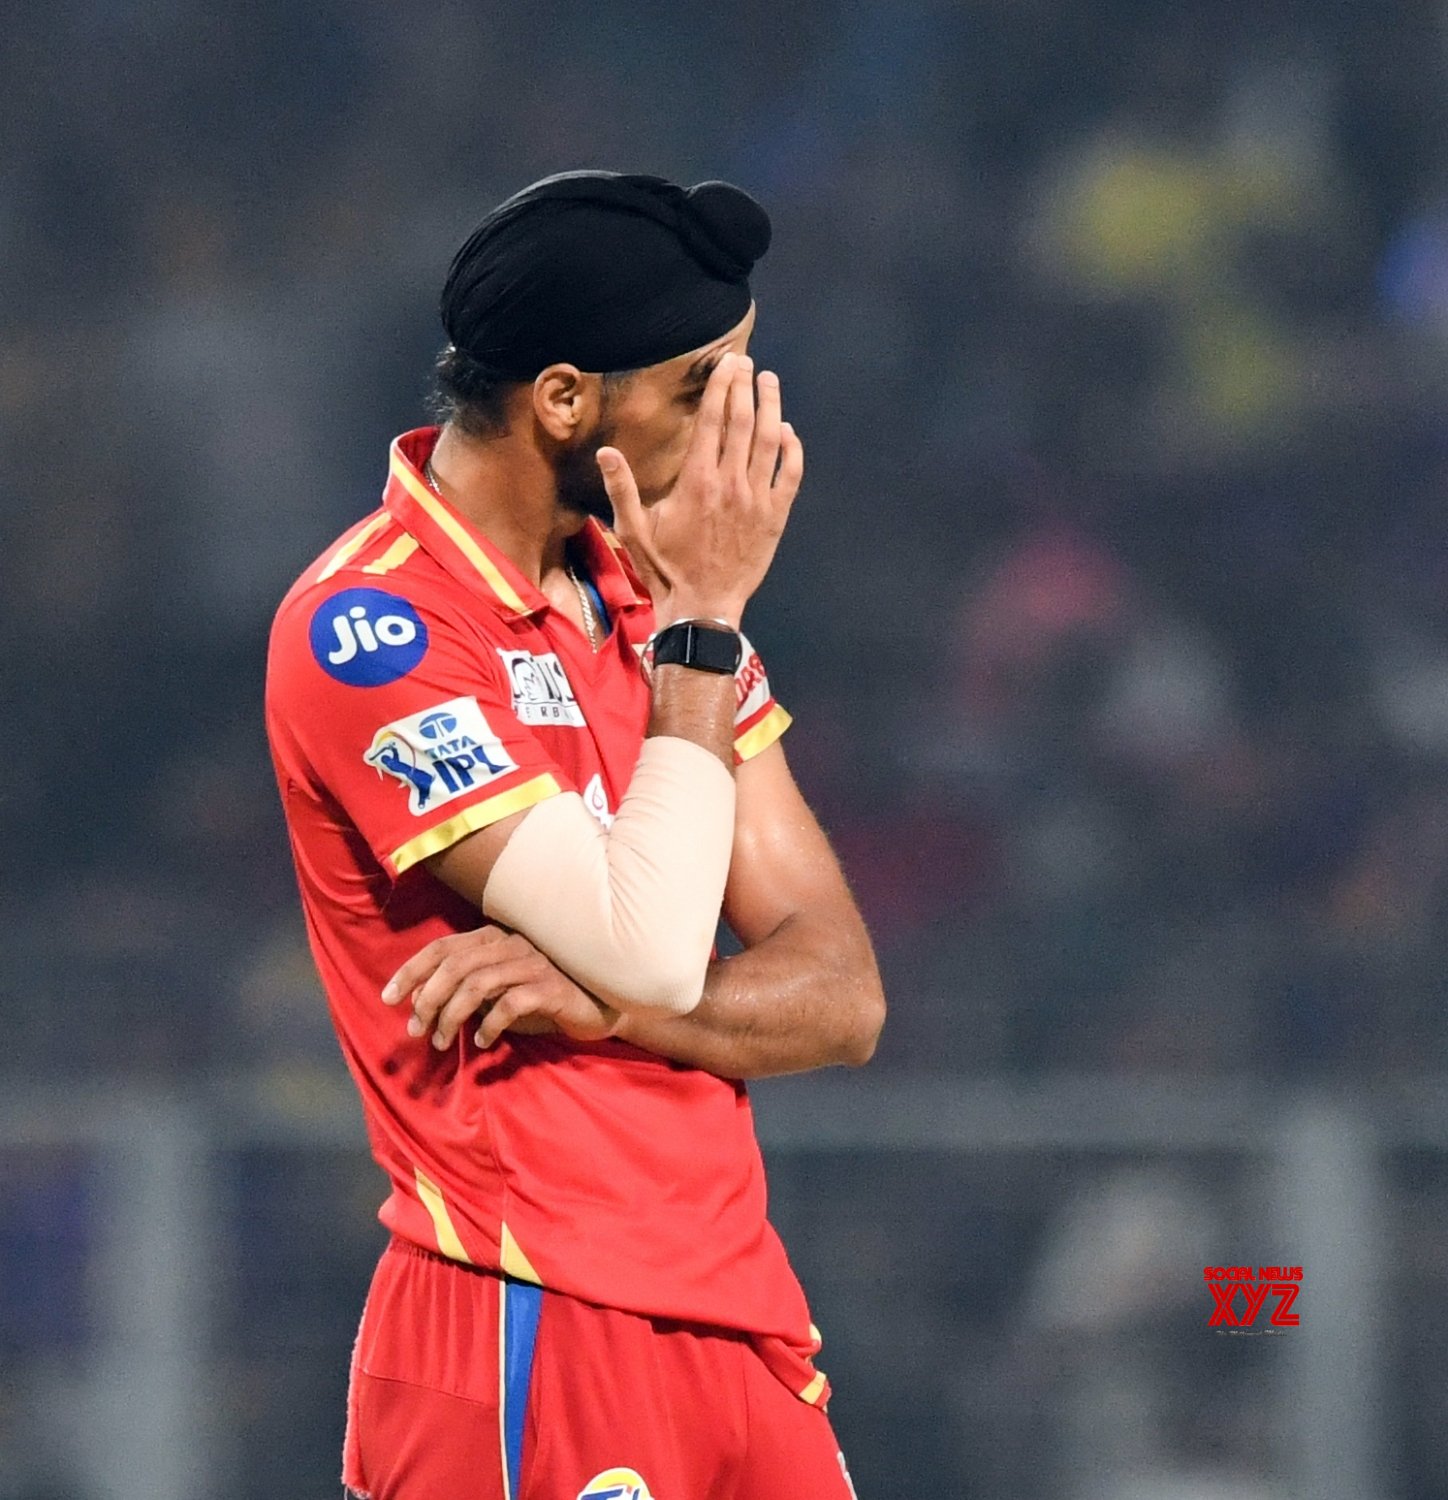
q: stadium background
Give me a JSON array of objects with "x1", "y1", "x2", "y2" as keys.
[{"x1": 5, "y1": 1, "x2": 1448, "y2": 1495}]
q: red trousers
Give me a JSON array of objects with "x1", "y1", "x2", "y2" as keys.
[{"x1": 343, "y1": 1238, "x2": 858, "y2": 1500}]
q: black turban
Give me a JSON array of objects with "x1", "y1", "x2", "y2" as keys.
[{"x1": 439, "y1": 171, "x2": 771, "y2": 379}]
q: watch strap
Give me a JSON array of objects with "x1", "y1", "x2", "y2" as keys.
[{"x1": 649, "y1": 620, "x2": 743, "y2": 676}]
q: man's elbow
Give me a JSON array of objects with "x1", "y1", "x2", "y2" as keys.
[{"x1": 838, "y1": 987, "x2": 886, "y2": 1067}]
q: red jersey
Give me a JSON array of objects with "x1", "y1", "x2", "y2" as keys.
[{"x1": 266, "y1": 428, "x2": 826, "y2": 1403}]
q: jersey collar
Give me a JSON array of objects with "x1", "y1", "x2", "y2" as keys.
[{"x1": 382, "y1": 428, "x2": 650, "y2": 622}]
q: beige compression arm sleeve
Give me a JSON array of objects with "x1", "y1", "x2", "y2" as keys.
[{"x1": 481, "y1": 736, "x2": 735, "y2": 1015}]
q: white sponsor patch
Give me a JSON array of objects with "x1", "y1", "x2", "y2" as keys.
[
  {"x1": 734, "y1": 631, "x2": 771, "y2": 724},
  {"x1": 497, "y1": 649, "x2": 586, "y2": 727},
  {"x1": 364, "y1": 696, "x2": 517, "y2": 816}
]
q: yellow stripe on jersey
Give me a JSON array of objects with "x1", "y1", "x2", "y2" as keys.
[
  {"x1": 798, "y1": 1370, "x2": 829, "y2": 1405},
  {"x1": 734, "y1": 703, "x2": 792, "y2": 763},
  {"x1": 499, "y1": 1222, "x2": 542, "y2": 1285},
  {"x1": 388, "y1": 774, "x2": 562, "y2": 875},
  {"x1": 413, "y1": 1168, "x2": 471, "y2": 1263},
  {"x1": 361, "y1": 533, "x2": 419, "y2": 576},
  {"x1": 390, "y1": 448, "x2": 532, "y2": 615},
  {"x1": 315, "y1": 512, "x2": 392, "y2": 583}
]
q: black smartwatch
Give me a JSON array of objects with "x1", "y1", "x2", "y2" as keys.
[{"x1": 645, "y1": 619, "x2": 743, "y2": 677}]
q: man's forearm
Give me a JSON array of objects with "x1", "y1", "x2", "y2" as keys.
[{"x1": 616, "y1": 911, "x2": 884, "y2": 1079}]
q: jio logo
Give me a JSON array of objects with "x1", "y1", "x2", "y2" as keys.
[{"x1": 309, "y1": 588, "x2": 429, "y2": 686}]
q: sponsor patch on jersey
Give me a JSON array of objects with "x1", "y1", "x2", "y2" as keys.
[
  {"x1": 364, "y1": 696, "x2": 517, "y2": 815},
  {"x1": 577, "y1": 1469, "x2": 654, "y2": 1500},
  {"x1": 497, "y1": 648, "x2": 587, "y2": 727},
  {"x1": 310, "y1": 587, "x2": 428, "y2": 687},
  {"x1": 734, "y1": 632, "x2": 771, "y2": 722}
]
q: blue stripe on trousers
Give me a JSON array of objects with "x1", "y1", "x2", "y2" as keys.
[{"x1": 502, "y1": 1279, "x2": 543, "y2": 1496}]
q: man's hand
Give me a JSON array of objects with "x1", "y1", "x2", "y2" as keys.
[
  {"x1": 599, "y1": 352, "x2": 804, "y2": 630},
  {"x1": 383, "y1": 926, "x2": 620, "y2": 1050}
]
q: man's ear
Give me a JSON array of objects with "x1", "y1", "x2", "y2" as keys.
[{"x1": 532, "y1": 364, "x2": 601, "y2": 441}]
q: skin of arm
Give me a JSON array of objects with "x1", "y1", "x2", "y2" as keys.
[{"x1": 388, "y1": 738, "x2": 886, "y2": 1079}]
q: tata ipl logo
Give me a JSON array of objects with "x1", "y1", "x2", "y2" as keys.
[
  {"x1": 364, "y1": 696, "x2": 516, "y2": 815},
  {"x1": 309, "y1": 587, "x2": 428, "y2": 686}
]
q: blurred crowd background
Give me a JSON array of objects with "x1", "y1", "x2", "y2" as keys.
[{"x1": 6, "y1": 1, "x2": 1448, "y2": 1496}]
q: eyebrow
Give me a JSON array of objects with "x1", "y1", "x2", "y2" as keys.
[{"x1": 680, "y1": 355, "x2": 722, "y2": 389}]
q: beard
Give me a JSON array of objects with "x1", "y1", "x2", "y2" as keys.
[{"x1": 554, "y1": 421, "x2": 617, "y2": 524}]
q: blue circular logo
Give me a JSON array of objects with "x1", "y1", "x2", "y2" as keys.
[{"x1": 308, "y1": 588, "x2": 429, "y2": 686}]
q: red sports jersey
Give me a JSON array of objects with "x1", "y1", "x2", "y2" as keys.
[{"x1": 266, "y1": 427, "x2": 827, "y2": 1405}]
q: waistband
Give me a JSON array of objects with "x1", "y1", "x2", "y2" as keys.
[{"x1": 383, "y1": 1235, "x2": 748, "y2": 1340}]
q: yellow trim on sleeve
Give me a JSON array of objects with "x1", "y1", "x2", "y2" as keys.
[
  {"x1": 413, "y1": 1168, "x2": 472, "y2": 1263},
  {"x1": 391, "y1": 450, "x2": 532, "y2": 615},
  {"x1": 798, "y1": 1370, "x2": 829, "y2": 1405},
  {"x1": 316, "y1": 512, "x2": 392, "y2": 582},
  {"x1": 361, "y1": 533, "x2": 419, "y2": 576},
  {"x1": 734, "y1": 703, "x2": 792, "y2": 763},
  {"x1": 388, "y1": 774, "x2": 562, "y2": 875},
  {"x1": 499, "y1": 1222, "x2": 543, "y2": 1285}
]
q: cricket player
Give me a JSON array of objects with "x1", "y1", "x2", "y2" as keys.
[{"x1": 265, "y1": 171, "x2": 884, "y2": 1500}]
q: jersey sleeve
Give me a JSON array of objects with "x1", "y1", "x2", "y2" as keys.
[
  {"x1": 732, "y1": 632, "x2": 791, "y2": 764},
  {"x1": 269, "y1": 583, "x2": 569, "y2": 878}
]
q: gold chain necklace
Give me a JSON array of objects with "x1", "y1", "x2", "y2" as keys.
[
  {"x1": 566, "y1": 562, "x2": 601, "y2": 651},
  {"x1": 424, "y1": 456, "x2": 600, "y2": 652}
]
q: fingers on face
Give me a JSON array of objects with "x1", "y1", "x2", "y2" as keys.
[
  {"x1": 684, "y1": 352, "x2": 737, "y2": 469},
  {"x1": 596, "y1": 446, "x2": 640, "y2": 512},
  {"x1": 747, "y1": 370, "x2": 782, "y2": 490},
  {"x1": 720, "y1": 356, "x2": 756, "y2": 475}
]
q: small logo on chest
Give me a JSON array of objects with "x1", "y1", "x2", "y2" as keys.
[
  {"x1": 497, "y1": 649, "x2": 586, "y2": 727},
  {"x1": 582, "y1": 773, "x2": 615, "y2": 829}
]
